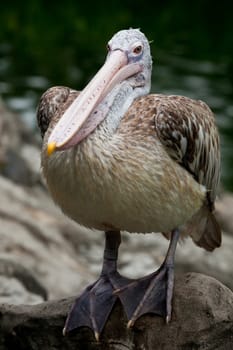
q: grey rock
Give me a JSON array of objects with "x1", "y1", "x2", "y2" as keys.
[
  {"x1": 119, "y1": 229, "x2": 233, "y2": 291},
  {"x1": 0, "y1": 169, "x2": 233, "y2": 304},
  {"x1": 215, "y1": 193, "x2": 233, "y2": 236},
  {"x1": 0, "y1": 97, "x2": 40, "y2": 185},
  {"x1": 0, "y1": 175, "x2": 97, "y2": 301},
  {"x1": 0, "y1": 276, "x2": 43, "y2": 305},
  {"x1": 0, "y1": 273, "x2": 232, "y2": 350},
  {"x1": 1, "y1": 97, "x2": 233, "y2": 348},
  {"x1": 0, "y1": 258, "x2": 47, "y2": 304}
]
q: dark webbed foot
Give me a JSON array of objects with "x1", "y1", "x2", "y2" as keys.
[
  {"x1": 63, "y1": 231, "x2": 132, "y2": 341},
  {"x1": 115, "y1": 229, "x2": 180, "y2": 327},
  {"x1": 63, "y1": 273, "x2": 117, "y2": 340},
  {"x1": 64, "y1": 229, "x2": 179, "y2": 339}
]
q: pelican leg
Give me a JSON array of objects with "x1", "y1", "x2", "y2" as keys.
[
  {"x1": 63, "y1": 231, "x2": 131, "y2": 341},
  {"x1": 115, "y1": 228, "x2": 180, "y2": 327}
]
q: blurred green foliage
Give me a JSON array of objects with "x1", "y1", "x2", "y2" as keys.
[{"x1": 0, "y1": 0, "x2": 232, "y2": 87}]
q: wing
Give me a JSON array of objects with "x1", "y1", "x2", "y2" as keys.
[
  {"x1": 37, "y1": 86, "x2": 79, "y2": 138},
  {"x1": 154, "y1": 94, "x2": 220, "y2": 209}
]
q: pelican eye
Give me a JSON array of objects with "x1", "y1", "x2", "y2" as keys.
[
  {"x1": 106, "y1": 44, "x2": 111, "y2": 52},
  {"x1": 133, "y1": 45, "x2": 143, "y2": 55}
]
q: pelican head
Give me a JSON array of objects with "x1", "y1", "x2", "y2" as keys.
[
  {"x1": 47, "y1": 29, "x2": 152, "y2": 154},
  {"x1": 107, "y1": 28, "x2": 152, "y2": 91}
]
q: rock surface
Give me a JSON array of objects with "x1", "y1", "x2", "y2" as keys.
[
  {"x1": 1, "y1": 170, "x2": 233, "y2": 302},
  {"x1": 0, "y1": 273, "x2": 233, "y2": 350},
  {"x1": 0, "y1": 98, "x2": 233, "y2": 348}
]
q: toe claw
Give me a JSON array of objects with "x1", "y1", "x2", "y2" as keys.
[
  {"x1": 116, "y1": 264, "x2": 175, "y2": 326},
  {"x1": 94, "y1": 331, "x2": 100, "y2": 342},
  {"x1": 64, "y1": 272, "x2": 132, "y2": 339},
  {"x1": 127, "y1": 319, "x2": 134, "y2": 329}
]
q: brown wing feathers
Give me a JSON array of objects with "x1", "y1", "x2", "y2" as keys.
[
  {"x1": 154, "y1": 95, "x2": 220, "y2": 207},
  {"x1": 154, "y1": 94, "x2": 221, "y2": 250}
]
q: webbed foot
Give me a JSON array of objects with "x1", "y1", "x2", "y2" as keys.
[
  {"x1": 115, "y1": 229, "x2": 180, "y2": 327},
  {"x1": 63, "y1": 231, "x2": 131, "y2": 341}
]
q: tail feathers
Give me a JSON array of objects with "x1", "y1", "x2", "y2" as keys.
[{"x1": 188, "y1": 206, "x2": 222, "y2": 252}]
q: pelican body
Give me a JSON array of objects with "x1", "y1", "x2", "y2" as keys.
[{"x1": 37, "y1": 29, "x2": 221, "y2": 340}]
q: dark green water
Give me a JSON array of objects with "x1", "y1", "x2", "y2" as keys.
[{"x1": 0, "y1": 1, "x2": 232, "y2": 190}]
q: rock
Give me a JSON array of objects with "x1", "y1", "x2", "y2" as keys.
[
  {"x1": 0, "y1": 97, "x2": 41, "y2": 186},
  {"x1": 119, "y1": 230, "x2": 233, "y2": 292},
  {"x1": 0, "y1": 258, "x2": 46, "y2": 304},
  {"x1": 0, "y1": 174, "x2": 98, "y2": 300},
  {"x1": 0, "y1": 169, "x2": 233, "y2": 302},
  {"x1": 215, "y1": 193, "x2": 233, "y2": 236},
  {"x1": 0, "y1": 273, "x2": 232, "y2": 350},
  {"x1": 0, "y1": 97, "x2": 22, "y2": 164},
  {"x1": 0, "y1": 97, "x2": 233, "y2": 348},
  {"x1": 0, "y1": 276, "x2": 44, "y2": 305}
]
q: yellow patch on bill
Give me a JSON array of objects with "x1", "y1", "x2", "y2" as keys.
[{"x1": 47, "y1": 142, "x2": 57, "y2": 156}]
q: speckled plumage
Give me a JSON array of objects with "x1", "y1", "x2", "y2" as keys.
[
  {"x1": 37, "y1": 30, "x2": 223, "y2": 337},
  {"x1": 37, "y1": 29, "x2": 221, "y2": 252},
  {"x1": 38, "y1": 89, "x2": 221, "y2": 250}
]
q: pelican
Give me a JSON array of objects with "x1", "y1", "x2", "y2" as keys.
[{"x1": 37, "y1": 28, "x2": 221, "y2": 341}]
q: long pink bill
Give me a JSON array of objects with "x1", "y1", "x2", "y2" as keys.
[{"x1": 47, "y1": 50, "x2": 142, "y2": 155}]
